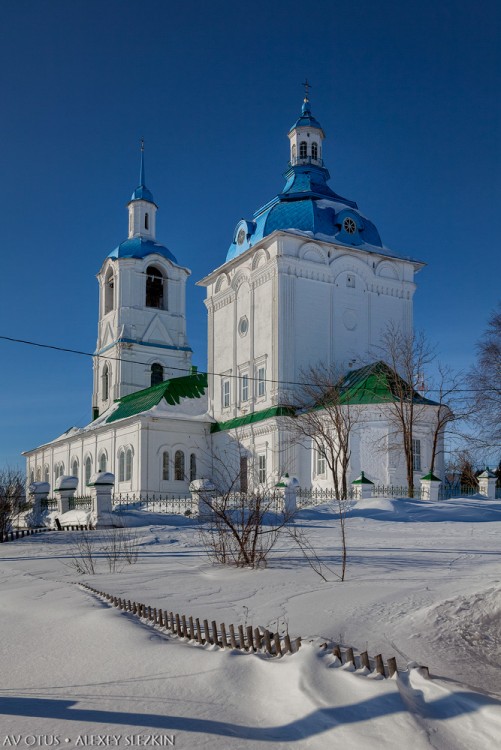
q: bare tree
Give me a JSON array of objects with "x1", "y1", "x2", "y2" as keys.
[
  {"x1": 0, "y1": 467, "x2": 27, "y2": 537},
  {"x1": 376, "y1": 325, "x2": 437, "y2": 497},
  {"x1": 427, "y1": 364, "x2": 470, "y2": 475},
  {"x1": 469, "y1": 304, "x2": 501, "y2": 449},
  {"x1": 196, "y1": 441, "x2": 295, "y2": 568},
  {"x1": 284, "y1": 364, "x2": 361, "y2": 581}
]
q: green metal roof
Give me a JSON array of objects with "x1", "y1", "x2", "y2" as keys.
[
  {"x1": 210, "y1": 406, "x2": 295, "y2": 434},
  {"x1": 338, "y1": 362, "x2": 439, "y2": 406},
  {"x1": 210, "y1": 362, "x2": 437, "y2": 435},
  {"x1": 106, "y1": 372, "x2": 208, "y2": 424},
  {"x1": 421, "y1": 472, "x2": 441, "y2": 482},
  {"x1": 352, "y1": 471, "x2": 374, "y2": 485}
]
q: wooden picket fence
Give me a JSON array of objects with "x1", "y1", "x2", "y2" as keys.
[
  {"x1": 79, "y1": 584, "x2": 300, "y2": 657},
  {"x1": 319, "y1": 641, "x2": 430, "y2": 678},
  {"x1": 0, "y1": 527, "x2": 50, "y2": 543}
]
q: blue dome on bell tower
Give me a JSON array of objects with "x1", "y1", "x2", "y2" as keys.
[{"x1": 226, "y1": 93, "x2": 384, "y2": 262}]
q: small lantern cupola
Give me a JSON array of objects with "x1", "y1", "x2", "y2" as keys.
[
  {"x1": 127, "y1": 139, "x2": 157, "y2": 240},
  {"x1": 288, "y1": 81, "x2": 325, "y2": 167}
]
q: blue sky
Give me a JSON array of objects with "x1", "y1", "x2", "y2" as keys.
[{"x1": 0, "y1": 0, "x2": 499, "y2": 468}]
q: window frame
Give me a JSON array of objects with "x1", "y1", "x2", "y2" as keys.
[
  {"x1": 257, "y1": 366, "x2": 266, "y2": 398},
  {"x1": 316, "y1": 447, "x2": 326, "y2": 476},
  {"x1": 189, "y1": 453, "x2": 196, "y2": 482},
  {"x1": 162, "y1": 451, "x2": 170, "y2": 481},
  {"x1": 222, "y1": 378, "x2": 230, "y2": 409},
  {"x1": 84, "y1": 456, "x2": 92, "y2": 486},
  {"x1": 412, "y1": 439, "x2": 422, "y2": 472},
  {"x1": 241, "y1": 374, "x2": 249, "y2": 403},
  {"x1": 258, "y1": 454, "x2": 266, "y2": 485},
  {"x1": 174, "y1": 450, "x2": 185, "y2": 481}
]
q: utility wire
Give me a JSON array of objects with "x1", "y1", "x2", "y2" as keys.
[{"x1": 0, "y1": 333, "x2": 496, "y2": 393}]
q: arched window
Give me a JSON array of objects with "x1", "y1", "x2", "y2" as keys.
[
  {"x1": 71, "y1": 458, "x2": 79, "y2": 479},
  {"x1": 54, "y1": 462, "x2": 65, "y2": 481},
  {"x1": 190, "y1": 453, "x2": 196, "y2": 482},
  {"x1": 146, "y1": 266, "x2": 164, "y2": 309},
  {"x1": 145, "y1": 212, "x2": 149, "y2": 230},
  {"x1": 84, "y1": 456, "x2": 92, "y2": 486},
  {"x1": 104, "y1": 270, "x2": 114, "y2": 314},
  {"x1": 30, "y1": 469, "x2": 34, "y2": 484},
  {"x1": 119, "y1": 450, "x2": 125, "y2": 482},
  {"x1": 44, "y1": 465, "x2": 49, "y2": 483},
  {"x1": 162, "y1": 451, "x2": 169, "y2": 481},
  {"x1": 118, "y1": 447, "x2": 132, "y2": 482},
  {"x1": 102, "y1": 363, "x2": 110, "y2": 401},
  {"x1": 151, "y1": 363, "x2": 164, "y2": 387},
  {"x1": 299, "y1": 141, "x2": 307, "y2": 159},
  {"x1": 125, "y1": 448, "x2": 132, "y2": 481},
  {"x1": 291, "y1": 144, "x2": 296, "y2": 160},
  {"x1": 311, "y1": 142, "x2": 318, "y2": 160},
  {"x1": 99, "y1": 452, "x2": 107, "y2": 472},
  {"x1": 174, "y1": 450, "x2": 185, "y2": 481},
  {"x1": 36, "y1": 467, "x2": 41, "y2": 481}
]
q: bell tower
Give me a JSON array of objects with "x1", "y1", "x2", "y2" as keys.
[{"x1": 92, "y1": 143, "x2": 192, "y2": 418}]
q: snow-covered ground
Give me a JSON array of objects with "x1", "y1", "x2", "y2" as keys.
[{"x1": 1, "y1": 496, "x2": 500, "y2": 749}]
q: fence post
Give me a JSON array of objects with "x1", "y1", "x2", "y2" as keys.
[
  {"x1": 263, "y1": 629, "x2": 272, "y2": 654},
  {"x1": 229, "y1": 624, "x2": 237, "y2": 649},
  {"x1": 387, "y1": 657, "x2": 398, "y2": 677},
  {"x1": 28, "y1": 482, "x2": 50, "y2": 527},
  {"x1": 274, "y1": 474, "x2": 299, "y2": 515},
  {"x1": 420, "y1": 472, "x2": 441, "y2": 501},
  {"x1": 351, "y1": 472, "x2": 374, "y2": 500},
  {"x1": 238, "y1": 624, "x2": 246, "y2": 650},
  {"x1": 88, "y1": 472, "x2": 115, "y2": 528},
  {"x1": 375, "y1": 654, "x2": 385, "y2": 676},
  {"x1": 254, "y1": 628, "x2": 262, "y2": 650},
  {"x1": 189, "y1": 479, "x2": 216, "y2": 520},
  {"x1": 211, "y1": 620, "x2": 219, "y2": 647},
  {"x1": 196, "y1": 618, "x2": 203, "y2": 643},
  {"x1": 54, "y1": 475, "x2": 78, "y2": 516},
  {"x1": 478, "y1": 468, "x2": 496, "y2": 499}
]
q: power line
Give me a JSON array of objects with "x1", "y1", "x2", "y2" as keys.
[{"x1": 0, "y1": 333, "x2": 497, "y2": 393}]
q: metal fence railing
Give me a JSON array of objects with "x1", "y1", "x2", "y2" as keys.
[{"x1": 112, "y1": 493, "x2": 198, "y2": 516}]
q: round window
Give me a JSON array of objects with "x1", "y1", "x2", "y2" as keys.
[
  {"x1": 343, "y1": 217, "x2": 357, "y2": 235},
  {"x1": 238, "y1": 316, "x2": 249, "y2": 336},
  {"x1": 237, "y1": 228, "x2": 246, "y2": 245}
]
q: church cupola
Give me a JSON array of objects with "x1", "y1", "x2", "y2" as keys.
[
  {"x1": 288, "y1": 82, "x2": 325, "y2": 167},
  {"x1": 127, "y1": 139, "x2": 157, "y2": 240}
]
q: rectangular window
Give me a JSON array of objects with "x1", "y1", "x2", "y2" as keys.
[
  {"x1": 258, "y1": 454, "x2": 266, "y2": 484},
  {"x1": 241, "y1": 374, "x2": 249, "y2": 402},
  {"x1": 412, "y1": 439, "x2": 421, "y2": 471},
  {"x1": 257, "y1": 367, "x2": 266, "y2": 398},
  {"x1": 240, "y1": 456, "x2": 248, "y2": 493},
  {"x1": 316, "y1": 447, "x2": 326, "y2": 476},
  {"x1": 222, "y1": 379, "x2": 230, "y2": 408}
]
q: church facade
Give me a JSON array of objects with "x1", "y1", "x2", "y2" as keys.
[{"x1": 24, "y1": 97, "x2": 443, "y2": 494}]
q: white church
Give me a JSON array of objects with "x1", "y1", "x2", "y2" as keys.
[{"x1": 24, "y1": 94, "x2": 443, "y2": 495}]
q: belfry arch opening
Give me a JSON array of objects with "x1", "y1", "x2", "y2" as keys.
[
  {"x1": 146, "y1": 266, "x2": 165, "y2": 309},
  {"x1": 104, "y1": 269, "x2": 114, "y2": 314},
  {"x1": 150, "y1": 362, "x2": 164, "y2": 386}
]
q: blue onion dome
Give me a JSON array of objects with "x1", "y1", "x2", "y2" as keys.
[
  {"x1": 130, "y1": 184, "x2": 155, "y2": 203},
  {"x1": 288, "y1": 98, "x2": 324, "y2": 133},
  {"x1": 108, "y1": 237, "x2": 177, "y2": 263},
  {"x1": 227, "y1": 99, "x2": 384, "y2": 262}
]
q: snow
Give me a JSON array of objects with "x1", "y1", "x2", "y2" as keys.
[{"x1": 1, "y1": 497, "x2": 500, "y2": 748}]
